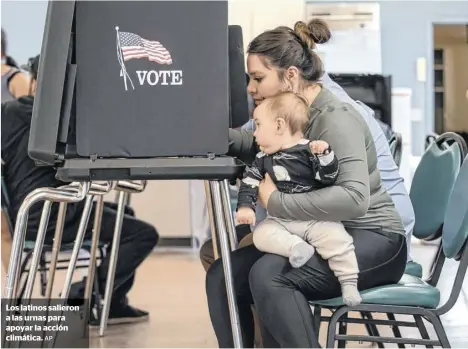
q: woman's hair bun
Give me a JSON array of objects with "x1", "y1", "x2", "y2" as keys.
[
  {"x1": 308, "y1": 18, "x2": 332, "y2": 45},
  {"x1": 294, "y1": 18, "x2": 331, "y2": 49}
]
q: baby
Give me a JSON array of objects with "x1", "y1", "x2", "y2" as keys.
[{"x1": 236, "y1": 91, "x2": 362, "y2": 306}]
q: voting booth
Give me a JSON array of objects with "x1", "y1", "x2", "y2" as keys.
[
  {"x1": 4, "y1": 1, "x2": 248, "y2": 347},
  {"x1": 29, "y1": 0, "x2": 248, "y2": 178}
]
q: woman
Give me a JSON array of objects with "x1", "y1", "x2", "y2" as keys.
[
  {"x1": 206, "y1": 19, "x2": 407, "y2": 348},
  {"x1": 1, "y1": 28, "x2": 30, "y2": 102}
]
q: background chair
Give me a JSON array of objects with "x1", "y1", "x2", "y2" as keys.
[
  {"x1": 410, "y1": 132, "x2": 467, "y2": 283},
  {"x1": 319, "y1": 154, "x2": 468, "y2": 348}
]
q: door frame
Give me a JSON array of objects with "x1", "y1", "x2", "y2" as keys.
[{"x1": 426, "y1": 20, "x2": 468, "y2": 135}]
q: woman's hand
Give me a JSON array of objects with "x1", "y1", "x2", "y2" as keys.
[{"x1": 258, "y1": 174, "x2": 278, "y2": 208}]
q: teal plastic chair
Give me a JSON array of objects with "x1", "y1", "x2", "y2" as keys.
[
  {"x1": 411, "y1": 134, "x2": 464, "y2": 240},
  {"x1": 409, "y1": 132, "x2": 467, "y2": 282},
  {"x1": 312, "y1": 154, "x2": 468, "y2": 348},
  {"x1": 312, "y1": 133, "x2": 467, "y2": 347}
]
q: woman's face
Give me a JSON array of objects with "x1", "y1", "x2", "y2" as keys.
[{"x1": 247, "y1": 54, "x2": 288, "y2": 106}]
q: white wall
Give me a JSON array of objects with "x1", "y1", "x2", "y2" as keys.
[
  {"x1": 1, "y1": 0, "x2": 48, "y2": 65},
  {"x1": 229, "y1": 0, "x2": 305, "y2": 51}
]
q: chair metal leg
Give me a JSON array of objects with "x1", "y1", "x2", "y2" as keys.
[
  {"x1": 414, "y1": 315, "x2": 433, "y2": 348},
  {"x1": 327, "y1": 307, "x2": 346, "y2": 348},
  {"x1": 327, "y1": 304, "x2": 449, "y2": 348},
  {"x1": 204, "y1": 181, "x2": 219, "y2": 259},
  {"x1": 337, "y1": 313, "x2": 348, "y2": 348},
  {"x1": 431, "y1": 315, "x2": 451, "y2": 348},
  {"x1": 361, "y1": 311, "x2": 384, "y2": 348},
  {"x1": 99, "y1": 190, "x2": 128, "y2": 337},
  {"x1": 387, "y1": 312, "x2": 405, "y2": 348},
  {"x1": 209, "y1": 181, "x2": 243, "y2": 348},
  {"x1": 221, "y1": 179, "x2": 238, "y2": 251}
]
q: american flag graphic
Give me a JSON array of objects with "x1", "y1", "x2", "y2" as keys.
[{"x1": 118, "y1": 31, "x2": 173, "y2": 65}]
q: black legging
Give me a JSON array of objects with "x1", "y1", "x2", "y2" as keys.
[{"x1": 206, "y1": 227, "x2": 407, "y2": 348}]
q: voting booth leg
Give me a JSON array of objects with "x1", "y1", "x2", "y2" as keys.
[
  {"x1": 59, "y1": 195, "x2": 94, "y2": 300},
  {"x1": 221, "y1": 179, "x2": 238, "y2": 251},
  {"x1": 99, "y1": 190, "x2": 128, "y2": 337},
  {"x1": 83, "y1": 194, "x2": 105, "y2": 332},
  {"x1": 2, "y1": 184, "x2": 90, "y2": 348},
  {"x1": 44, "y1": 202, "x2": 68, "y2": 299},
  {"x1": 16, "y1": 201, "x2": 52, "y2": 317},
  {"x1": 204, "y1": 181, "x2": 220, "y2": 259},
  {"x1": 209, "y1": 181, "x2": 243, "y2": 348},
  {"x1": 98, "y1": 180, "x2": 146, "y2": 337}
]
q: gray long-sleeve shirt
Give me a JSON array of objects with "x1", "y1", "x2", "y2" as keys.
[{"x1": 229, "y1": 87, "x2": 405, "y2": 236}]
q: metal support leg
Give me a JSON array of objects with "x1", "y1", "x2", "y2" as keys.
[
  {"x1": 204, "y1": 181, "x2": 219, "y2": 259},
  {"x1": 221, "y1": 179, "x2": 238, "y2": 251},
  {"x1": 210, "y1": 181, "x2": 243, "y2": 348},
  {"x1": 98, "y1": 180, "x2": 145, "y2": 337},
  {"x1": 11, "y1": 202, "x2": 52, "y2": 349},
  {"x1": 22, "y1": 201, "x2": 52, "y2": 300},
  {"x1": 99, "y1": 190, "x2": 128, "y2": 336},
  {"x1": 44, "y1": 202, "x2": 68, "y2": 299},
  {"x1": 59, "y1": 195, "x2": 94, "y2": 300},
  {"x1": 48, "y1": 194, "x2": 94, "y2": 348},
  {"x1": 83, "y1": 194, "x2": 105, "y2": 330}
]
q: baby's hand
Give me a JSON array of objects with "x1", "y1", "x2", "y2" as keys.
[
  {"x1": 310, "y1": 140, "x2": 330, "y2": 155},
  {"x1": 236, "y1": 207, "x2": 256, "y2": 225}
]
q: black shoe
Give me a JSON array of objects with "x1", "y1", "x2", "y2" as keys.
[{"x1": 89, "y1": 304, "x2": 149, "y2": 326}]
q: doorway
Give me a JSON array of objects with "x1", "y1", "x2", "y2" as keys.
[{"x1": 432, "y1": 24, "x2": 468, "y2": 144}]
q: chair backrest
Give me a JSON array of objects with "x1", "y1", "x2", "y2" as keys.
[
  {"x1": 425, "y1": 132, "x2": 439, "y2": 150},
  {"x1": 435, "y1": 155, "x2": 468, "y2": 315},
  {"x1": 388, "y1": 132, "x2": 402, "y2": 167},
  {"x1": 442, "y1": 155, "x2": 468, "y2": 260},
  {"x1": 410, "y1": 132, "x2": 466, "y2": 240},
  {"x1": 437, "y1": 132, "x2": 468, "y2": 166}
]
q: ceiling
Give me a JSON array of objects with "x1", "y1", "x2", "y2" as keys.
[{"x1": 434, "y1": 24, "x2": 468, "y2": 45}]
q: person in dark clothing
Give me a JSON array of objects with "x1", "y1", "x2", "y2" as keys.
[{"x1": 1, "y1": 55, "x2": 159, "y2": 325}]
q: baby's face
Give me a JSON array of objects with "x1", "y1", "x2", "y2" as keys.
[{"x1": 252, "y1": 104, "x2": 284, "y2": 154}]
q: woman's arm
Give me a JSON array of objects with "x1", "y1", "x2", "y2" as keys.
[
  {"x1": 228, "y1": 128, "x2": 260, "y2": 165},
  {"x1": 267, "y1": 105, "x2": 370, "y2": 222}
]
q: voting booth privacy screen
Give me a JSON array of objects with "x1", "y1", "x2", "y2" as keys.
[
  {"x1": 76, "y1": 1, "x2": 228, "y2": 157},
  {"x1": 29, "y1": 1, "x2": 244, "y2": 165}
]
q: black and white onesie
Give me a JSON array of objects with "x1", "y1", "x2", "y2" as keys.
[{"x1": 237, "y1": 139, "x2": 359, "y2": 282}]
